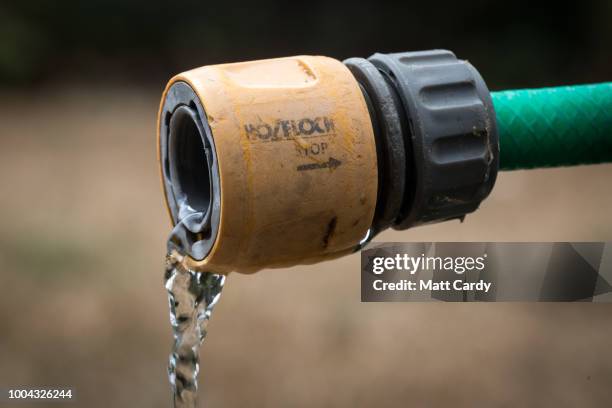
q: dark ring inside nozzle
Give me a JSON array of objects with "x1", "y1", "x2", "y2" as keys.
[{"x1": 169, "y1": 105, "x2": 212, "y2": 227}]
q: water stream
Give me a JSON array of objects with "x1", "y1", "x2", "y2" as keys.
[{"x1": 164, "y1": 251, "x2": 225, "y2": 408}]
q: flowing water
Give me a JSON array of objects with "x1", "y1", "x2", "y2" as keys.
[{"x1": 164, "y1": 251, "x2": 225, "y2": 408}]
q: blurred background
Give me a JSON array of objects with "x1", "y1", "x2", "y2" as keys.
[{"x1": 1, "y1": 1, "x2": 611, "y2": 407}]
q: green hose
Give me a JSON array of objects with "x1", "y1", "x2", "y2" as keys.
[{"x1": 492, "y1": 82, "x2": 612, "y2": 170}]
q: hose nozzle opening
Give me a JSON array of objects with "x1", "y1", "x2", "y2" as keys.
[{"x1": 160, "y1": 82, "x2": 221, "y2": 261}]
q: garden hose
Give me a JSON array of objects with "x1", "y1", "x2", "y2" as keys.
[
  {"x1": 157, "y1": 50, "x2": 612, "y2": 274},
  {"x1": 492, "y1": 83, "x2": 612, "y2": 170}
]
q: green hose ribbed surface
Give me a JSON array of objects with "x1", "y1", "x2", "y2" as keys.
[{"x1": 492, "y1": 82, "x2": 612, "y2": 170}]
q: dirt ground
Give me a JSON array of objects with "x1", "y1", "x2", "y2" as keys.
[{"x1": 0, "y1": 85, "x2": 611, "y2": 407}]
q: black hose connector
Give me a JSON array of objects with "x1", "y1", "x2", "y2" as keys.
[{"x1": 346, "y1": 50, "x2": 499, "y2": 233}]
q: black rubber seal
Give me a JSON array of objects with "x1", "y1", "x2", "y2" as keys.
[{"x1": 344, "y1": 58, "x2": 408, "y2": 236}]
